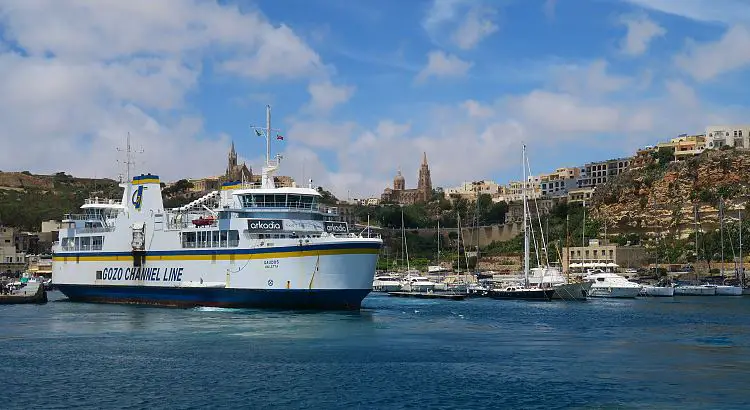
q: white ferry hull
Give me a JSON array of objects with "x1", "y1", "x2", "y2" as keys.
[
  {"x1": 588, "y1": 285, "x2": 641, "y2": 298},
  {"x1": 53, "y1": 242, "x2": 380, "y2": 310}
]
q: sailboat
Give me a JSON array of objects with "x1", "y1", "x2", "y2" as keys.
[
  {"x1": 398, "y1": 207, "x2": 436, "y2": 292},
  {"x1": 715, "y1": 202, "x2": 742, "y2": 295},
  {"x1": 488, "y1": 145, "x2": 556, "y2": 301}
]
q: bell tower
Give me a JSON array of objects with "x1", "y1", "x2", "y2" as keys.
[{"x1": 417, "y1": 152, "x2": 432, "y2": 201}]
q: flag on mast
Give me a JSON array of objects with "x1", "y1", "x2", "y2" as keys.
[
  {"x1": 255, "y1": 129, "x2": 262, "y2": 137},
  {"x1": 276, "y1": 134, "x2": 284, "y2": 140}
]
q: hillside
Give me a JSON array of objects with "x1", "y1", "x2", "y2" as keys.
[
  {"x1": 0, "y1": 172, "x2": 121, "y2": 231},
  {"x1": 591, "y1": 147, "x2": 750, "y2": 239}
]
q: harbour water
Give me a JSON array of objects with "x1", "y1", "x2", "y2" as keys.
[{"x1": 2, "y1": 292, "x2": 749, "y2": 409}]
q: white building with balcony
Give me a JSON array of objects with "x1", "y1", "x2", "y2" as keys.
[{"x1": 705, "y1": 125, "x2": 750, "y2": 149}]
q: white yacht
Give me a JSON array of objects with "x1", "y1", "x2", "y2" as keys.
[
  {"x1": 400, "y1": 273, "x2": 437, "y2": 292},
  {"x1": 372, "y1": 274, "x2": 402, "y2": 292},
  {"x1": 583, "y1": 272, "x2": 642, "y2": 298}
]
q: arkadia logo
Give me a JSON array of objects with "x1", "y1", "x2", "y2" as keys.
[
  {"x1": 324, "y1": 222, "x2": 348, "y2": 233},
  {"x1": 248, "y1": 219, "x2": 283, "y2": 231}
]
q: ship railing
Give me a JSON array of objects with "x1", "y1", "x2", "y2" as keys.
[
  {"x1": 237, "y1": 202, "x2": 338, "y2": 215},
  {"x1": 63, "y1": 213, "x2": 107, "y2": 222},
  {"x1": 75, "y1": 226, "x2": 115, "y2": 234},
  {"x1": 84, "y1": 197, "x2": 119, "y2": 205}
]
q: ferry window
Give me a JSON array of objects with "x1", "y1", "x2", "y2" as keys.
[
  {"x1": 274, "y1": 194, "x2": 287, "y2": 207},
  {"x1": 212, "y1": 231, "x2": 220, "y2": 247},
  {"x1": 74, "y1": 237, "x2": 80, "y2": 251},
  {"x1": 228, "y1": 230, "x2": 239, "y2": 247},
  {"x1": 92, "y1": 236, "x2": 103, "y2": 250},
  {"x1": 288, "y1": 195, "x2": 300, "y2": 208},
  {"x1": 199, "y1": 231, "x2": 209, "y2": 248},
  {"x1": 182, "y1": 232, "x2": 196, "y2": 248},
  {"x1": 263, "y1": 194, "x2": 274, "y2": 207},
  {"x1": 80, "y1": 236, "x2": 91, "y2": 251},
  {"x1": 220, "y1": 230, "x2": 228, "y2": 247},
  {"x1": 300, "y1": 195, "x2": 314, "y2": 209}
]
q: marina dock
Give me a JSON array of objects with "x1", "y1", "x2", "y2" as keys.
[{"x1": 387, "y1": 291, "x2": 466, "y2": 300}]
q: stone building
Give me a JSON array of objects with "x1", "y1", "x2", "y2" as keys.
[
  {"x1": 381, "y1": 152, "x2": 433, "y2": 205},
  {"x1": 562, "y1": 239, "x2": 647, "y2": 271},
  {"x1": 224, "y1": 141, "x2": 253, "y2": 183}
]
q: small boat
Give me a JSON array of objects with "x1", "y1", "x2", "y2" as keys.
[
  {"x1": 0, "y1": 282, "x2": 48, "y2": 304},
  {"x1": 400, "y1": 274, "x2": 437, "y2": 292},
  {"x1": 583, "y1": 272, "x2": 642, "y2": 298},
  {"x1": 191, "y1": 215, "x2": 216, "y2": 227},
  {"x1": 372, "y1": 274, "x2": 402, "y2": 292}
]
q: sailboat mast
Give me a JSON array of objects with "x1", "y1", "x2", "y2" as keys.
[
  {"x1": 522, "y1": 144, "x2": 530, "y2": 286},
  {"x1": 720, "y1": 197, "x2": 725, "y2": 280},
  {"x1": 694, "y1": 203, "x2": 699, "y2": 283},
  {"x1": 456, "y1": 213, "x2": 461, "y2": 275},
  {"x1": 740, "y1": 208, "x2": 743, "y2": 286}
]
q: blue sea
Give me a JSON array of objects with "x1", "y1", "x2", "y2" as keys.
[{"x1": 2, "y1": 292, "x2": 749, "y2": 410}]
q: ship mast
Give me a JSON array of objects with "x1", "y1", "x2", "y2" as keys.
[{"x1": 251, "y1": 105, "x2": 283, "y2": 189}]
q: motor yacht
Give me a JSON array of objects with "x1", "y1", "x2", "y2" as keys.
[
  {"x1": 372, "y1": 274, "x2": 402, "y2": 292},
  {"x1": 583, "y1": 272, "x2": 642, "y2": 298}
]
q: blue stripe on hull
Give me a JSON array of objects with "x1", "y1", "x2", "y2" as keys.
[{"x1": 57, "y1": 284, "x2": 371, "y2": 310}]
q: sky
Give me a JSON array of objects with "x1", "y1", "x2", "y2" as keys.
[{"x1": 0, "y1": 0, "x2": 749, "y2": 200}]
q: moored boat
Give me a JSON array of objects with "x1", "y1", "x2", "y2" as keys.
[
  {"x1": 640, "y1": 285, "x2": 675, "y2": 297},
  {"x1": 674, "y1": 284, "x2": 716, "y2": 296},
  {"x1": 584, "y1": 272, "x2": 642, "y2": 298},
  {"x1": 714, "y1": 285, "x2": 743, "y2": 296}
]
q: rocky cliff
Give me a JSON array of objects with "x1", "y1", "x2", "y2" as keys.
[{"x1": 591, "y1": 148, "x2": 750, "y2": 238}]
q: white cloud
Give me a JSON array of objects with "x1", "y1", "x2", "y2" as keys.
[
  {"x1": 623, "y1": 0, "x2": 750, "y2": 25},
  {"x1": 665, "y1": 80, "x2": 699, "y2": 107},
  {"x1": 423, "y1": 0, "x2": 497, "y2": 49},
  {"x1": 674, "y1": 25, "x2": 750, "y2": 81},
  {"x1": 618, "y1": 14, "x2": 666, "y2": 56},
  {"x1": 511, "y1": 91, "x2": 621, "y2": 134},
  {"x1": 305, "y1": 81, "x2": 356, "y2": 115},
  {"x1": 543, "y1": 0, "x2": 558, "y2": 20},
  {"x1": 462, "y1": 100, "x2": 494, "y2": 118},
  {"x1": 452, "y1": 7, "x2": 498, "y2": 50},
  {"x1": 416, "y1": 50, "x2": 473, "y2": 82},
  {"x1": 0, "y1": 0, "x2": 329, "y2": 180},
  {"x1": 553, "y1": 60, "x2": 631, "y2": 95},
  {"x1": 285, "y1": 120, "x2": 358, "y2": 150}
]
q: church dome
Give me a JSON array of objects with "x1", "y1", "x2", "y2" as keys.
[{"x1": 393, "y1": 170, "x2": 405, "y2": 190}]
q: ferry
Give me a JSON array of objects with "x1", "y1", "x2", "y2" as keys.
[{"x1": 52, "y1": 106, "x2": 382, "y2": 309}]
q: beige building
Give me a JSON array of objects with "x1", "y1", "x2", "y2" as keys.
[
  {"x1": 567, "y1": 187, "x2": 595, "y2": 204},
  {"x1": 578, "y1": 157, "x2": 631, "y2": 189},
  {"x1": 656, "y1": 134, "x2": 706, "y2": 161},
  {"x1": 563, "y1": 239, "x2": 647, "y2": 271},
  {"x1": 446, "y1": 180, "x2": 500, "y2": 201},
  {"x1": 706, "y1": 125, "x2": 750, "y2": 149},
  {"x1": 0, "y1": 226, "x2": 26, "y2": 274}
]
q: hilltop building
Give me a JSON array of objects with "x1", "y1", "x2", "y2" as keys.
[
  {"x1": 381, "y1": 152, "x2": 433, "y2": 205},
  {"x1": 186, "y1": 142, "x2": 293, "y2": 192},
  {"x1": 577, "y1": 157, "x2": 632, "y2": 190},
  {"x1": 446, "y1": 180, "x2": 500, "y2": 201},
  {"x1": 705, "y1": 125, "x2": 750, "y2": 149},
  {"x1": 225, "y1": 141, "x2": 253, "y2": 183}
]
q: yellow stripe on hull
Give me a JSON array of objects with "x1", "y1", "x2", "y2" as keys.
[{"x1": 52, "y1": 248, "x2": 379, "y2": 263}]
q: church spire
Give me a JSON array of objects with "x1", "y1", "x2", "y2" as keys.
[{"x1": 422, "y1": 152, "x2": 428, "y2": 166}]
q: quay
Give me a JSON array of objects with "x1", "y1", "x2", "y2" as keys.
[{"x1": 387, "y1": 291, "x2": 466, "y2": 301}]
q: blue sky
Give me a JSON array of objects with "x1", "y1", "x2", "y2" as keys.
[{"x1": 0, "y1": 0, "x2": 749, "y2": 198}]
